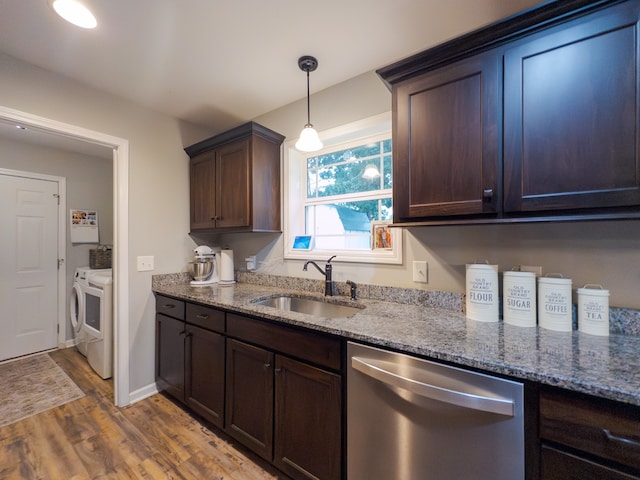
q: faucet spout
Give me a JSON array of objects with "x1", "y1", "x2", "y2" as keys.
[{"x1": 303, "y1": 260, "x2": 326, "y2": 277}]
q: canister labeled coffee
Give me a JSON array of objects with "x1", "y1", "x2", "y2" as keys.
[
  {"x1": 466, "y1": 264, "x2": 499, "y2": 322},
  {"x1": 503, "y1": 271, "x2": 536, "y2": 327},
  {"x1": 538, "y1": 275, "x2": 572, "y2": 332},
  {"x1": 577, "y1": 285, "x2": 609, "y2": 336}
]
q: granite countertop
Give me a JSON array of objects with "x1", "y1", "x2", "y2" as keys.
[{"x1": 153, "y1": 279, "x2": 640, "y2": 407}]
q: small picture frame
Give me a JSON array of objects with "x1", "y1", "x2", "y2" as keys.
[
  {"x1": 371, "y1": 222, "x2": 392, "y2": 250},
  {"x1": 292, "y1": 235, "x2": 313, "y2": 250}
]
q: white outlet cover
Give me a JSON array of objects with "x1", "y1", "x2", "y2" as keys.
[{"x1": 137, "y1": 255, "x2": 154, "y2": 272}]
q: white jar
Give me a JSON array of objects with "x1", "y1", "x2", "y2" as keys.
[
  {"x1": 577, "y1": 285, "x2": 610, "y2": 336},
  {"x1": 503, "y1": 271, "x2": 536, "y2": 327},
  {"x1": 466, "y1": 264, "x2": 499, "y2": 322},
  {"x1": 538, "y1": 275, "x2": 572, "y2": 332}
]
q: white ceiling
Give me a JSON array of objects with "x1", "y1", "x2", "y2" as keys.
[{"x1": 1, "y1": 0, "x2": 542, "y2": 140}]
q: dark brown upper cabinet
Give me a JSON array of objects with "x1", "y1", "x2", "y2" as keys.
[
  {"x1": 378, "y1": 0, "x2": 640, "y2": 225},
  {"x1": 504, "y1": 0, "x2": 640, "y2": 214},
  {"x1": 186, "y1": 121, "x2": 285, "y2": 233},
  {"x1": 394, "y1": 50, "x2": 500, "y2": 220}
]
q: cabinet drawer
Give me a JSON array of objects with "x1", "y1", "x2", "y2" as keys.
[
  {"x1": 155, "y1": 295, "x2": 185, "y2": 320},
  {"x1": 541, "y1": 445, "x2": 639, "y2": 480},
  {"x1": 186, "y1": 303, "x2": 225, "y2": 333},
  {"x1": 540, "y1": 388, "x2": 640, "y2": 471},
  {"x1": 227, "y1": 314, "x2": 342, "y2": 371}
]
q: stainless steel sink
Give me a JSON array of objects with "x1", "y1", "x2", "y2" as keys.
[{"x1": 252, "y1": 295, "x2": 363, "y2": 318}]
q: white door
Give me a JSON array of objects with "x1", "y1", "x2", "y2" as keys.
[{"x1": 0, "y1": 174, "x2": 59, "y2": 361}]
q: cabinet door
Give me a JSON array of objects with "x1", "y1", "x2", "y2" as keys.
[
  {"x1": 189, "y1": 151, "x2": 216, "y2": 230},
  {"x1": 216, "y1": 139, "x2": 250, "y2": 228},
  {"x1": 541, "y1": 445, "x2": 640, "y2": 480},
  {"x1": 274, "y1": 355, "x2": 341, "y2": 480},
  {"x1": 156, "y1": 313, "x2": 185, "y2": 401},
  {"x1": 394, "y1": 50, "x2": 499, "y2": 219},
  {"x1": 225, "y1": 339, "x2": 274, "y2": 461},
  {"x1": 504, "y1": 2, "x2": 640, "y2": 213},
  {"x1": 185, "y1": 324, "x2": 225, "y2": 428}
]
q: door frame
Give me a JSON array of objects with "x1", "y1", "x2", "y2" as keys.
[
  {"x1": 0, "y1": 105, "x2": 130, "y2": 407},
  {"x1": 0, "y1": 168, "x2": 66, "y2": 353}
]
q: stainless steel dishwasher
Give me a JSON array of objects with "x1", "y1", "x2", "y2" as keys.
[{"x1": 347, "y1": 342, "x2": 524, "y2": 480}]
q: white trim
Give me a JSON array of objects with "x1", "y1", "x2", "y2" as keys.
[
  {"x1": 0, "y1": 106, "x2": 130, "y2": 407},
  {"x1": 283, "y1": 112, "x2": 402, "y2": 265},
  {"x1": 0, "y1": 168, "x2": 67, "y2": 350},
  {"x1": 128, "y1": 382, "x2": 160, "y2": 404}
]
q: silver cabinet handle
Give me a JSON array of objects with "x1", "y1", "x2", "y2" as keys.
[
  {"x1": 604, "y1": 429, "x2": 640, "y2": 450},
  {"x1": 352, "y1": 356, "x2": 514, "y2": 417},
  {"x1": 196, "y1": 313, "x2": 209, "y2": 319}
]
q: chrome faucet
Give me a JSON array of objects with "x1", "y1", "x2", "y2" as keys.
[{"x1": 303, "y1": 255, "x2": 337, "y2": 296}]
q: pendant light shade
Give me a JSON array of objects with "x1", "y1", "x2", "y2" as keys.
[
  {"x1": 295, "y1": 56, "x2": 323, "y2": 152},
  {"x1": 362, "y1": 164, "x2": 381, "y2": 180}
]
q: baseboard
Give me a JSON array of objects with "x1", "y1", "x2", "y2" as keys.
[{"x1": 128, "y1": 382, "x2": 159, "y2": 404}]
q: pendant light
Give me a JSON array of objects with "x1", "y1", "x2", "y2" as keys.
[{"x1": 295, "y1": 56, "x2": 323, "y2": 152}]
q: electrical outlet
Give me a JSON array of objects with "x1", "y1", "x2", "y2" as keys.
[
  {"x1": 137, "y1": 255, "x2": 154, "y2": 272},
  {"x1": 520, "y1": 265, "x2": 542, "y2": 276},
  {"x1": 413, "y1": 260, "x2": 428, "y2": 283}
]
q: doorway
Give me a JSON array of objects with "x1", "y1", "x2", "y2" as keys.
[{"x1": 0, "y1": 105, "x2": 130, "y2": 407}]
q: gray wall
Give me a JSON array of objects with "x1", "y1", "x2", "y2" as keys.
[{"x1": 0, "y1": 136, "x2": 113, "y2": 342}]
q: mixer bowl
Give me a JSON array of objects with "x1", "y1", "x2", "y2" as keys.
[{"x1": 188, "y1": 259, "x2": 213, "y2": 281}]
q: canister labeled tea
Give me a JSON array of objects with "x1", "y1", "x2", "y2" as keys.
[
  {"x1": 466, "y1": 264, "x2": 499, "y2": 322},
  {"x1": 503, "y1": 271, "x2": 536, "y2": 327},
  {"x1": 577, "y1": 285, "x2": 609, "y2": 336},
  {"x1": 538, "y1": 275, "x2": 572, "y2": 332}
]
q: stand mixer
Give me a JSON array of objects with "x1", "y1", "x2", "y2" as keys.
[{"x1": 189, "y1": 245, "x2": 221, "y2": 286}]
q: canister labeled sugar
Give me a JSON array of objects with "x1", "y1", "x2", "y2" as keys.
[
  {"x1": 538, "y1": 275, "x2": 572, "y2": 332},
  {"x1": 503, "y1": 271, "x2": 536, "y2": 327},
  {"x1": 577, "y1": 285, "x2": 609, "y2": 336},
  {"x1": 466, "y1": 264, "x2": 499, "y2": 322}
]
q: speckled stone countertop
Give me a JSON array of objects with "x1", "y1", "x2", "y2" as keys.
[{"x1": 153, "y1": 274, "x2": 640, "y2": 407}]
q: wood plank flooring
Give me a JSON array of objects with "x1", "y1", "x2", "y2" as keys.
[{"x1": 0, "y1": 348, "x2": 287, "y2": 479}]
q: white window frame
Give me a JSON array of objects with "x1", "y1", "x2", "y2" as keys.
[{"x1": 283, "y1": 112, "x2": 402, "y2": 264}]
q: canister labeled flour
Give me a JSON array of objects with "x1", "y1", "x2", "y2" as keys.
[
  {"x1": 577, "y1": 285, "x2": 609, "y2": 336},
  {"x1": 538, "y1": 275, "x2": 572, "y2": 332},
  {"x1": 503, "y1": 271, "x2": 536, "y2": 327},
  {"x1": 466, "y1": 264, "x2": 499, "y2": 322}
]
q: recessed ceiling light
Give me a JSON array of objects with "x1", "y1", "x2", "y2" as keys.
[
  {"x1": 51, "y1": 0, "x2": 97, "y2": 29},
  {"x1": 15, "y1": 125, "x2": 27, "y2": 130}
]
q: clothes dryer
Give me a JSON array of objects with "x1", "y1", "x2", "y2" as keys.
[{"x1": 84, "y1": 269, "x2": 113, "y2": 379}]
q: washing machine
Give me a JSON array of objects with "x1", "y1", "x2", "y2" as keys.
[{"x1": 69, "y1": 267, "x2": 113, "y2": 378}]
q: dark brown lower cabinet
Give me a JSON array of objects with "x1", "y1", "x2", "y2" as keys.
[
  {"x1": 274, "y1": 355, "x2": 341, "y2": 480},
  {"x1": 225, "y1": 330, "x2": 343, "y2": 480},
  {"x1": 225, "y1": 339, "x2": 274, "y2": 461},
  {"x1": 538, "y1": 387, "x2": 640, "y2": 480},
  {"x1": 185, "y1": 324, "x2": 225, "y2": 429},
  {"x1": 156, "y1": 313, "x2": 185, "y2": 401},
  {"x1": 541, "y1": 445, "x2": 639, "y2": 480}
]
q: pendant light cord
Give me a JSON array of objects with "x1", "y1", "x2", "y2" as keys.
[{"x1": 306, "y1": 69, "x2": 311, "y2": 126}]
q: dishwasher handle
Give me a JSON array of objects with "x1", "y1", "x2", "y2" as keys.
[{"x1": 352, "y1": 356, "x2": 514, "y2": 417}]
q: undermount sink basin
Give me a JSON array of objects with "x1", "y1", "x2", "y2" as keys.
[{"x1": 252, "y1": 295, "x2": 364, "y2": 318}]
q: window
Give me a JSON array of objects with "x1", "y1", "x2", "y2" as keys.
[{"x1": 284, "y1": 113, "x2": 402, "y2": 264}]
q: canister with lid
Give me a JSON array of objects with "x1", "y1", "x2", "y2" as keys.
[
  {"x1": 503, "y1": 270, "x2": 537, "y2": 327},
  {"x1": 466, "y1": 263, "x2": 499, "y2": 322},
  {"x1": 577, "y1": 284, "x2": 609, "y2": 336},
  {"x1": 538, "y1": 274, "x2": 572, "y2": 332}
]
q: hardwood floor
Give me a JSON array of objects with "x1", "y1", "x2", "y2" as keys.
[{"x1": 0, "y1": 348, "x2": 287, "y2": 479}]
